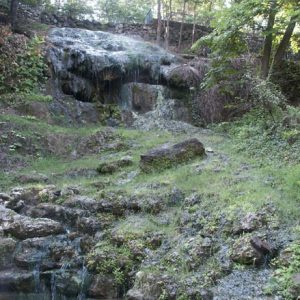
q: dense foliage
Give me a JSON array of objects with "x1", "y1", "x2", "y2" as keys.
[{"x1": 0, "y1": 26, "x2": 47, "y2": 94}]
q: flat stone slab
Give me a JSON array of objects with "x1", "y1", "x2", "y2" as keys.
[
  {"x1": 4, "y1": 217, "x2": 65, "y2": 239},
  {"x1": 0, "y1": 205, "x2": 65, "y2": 239},
  {"x1": 140, "y1": 138, "x2": 205, "y2": 173}
]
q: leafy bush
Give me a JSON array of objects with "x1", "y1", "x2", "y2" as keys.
[
  {"x1": 272, "y1": 61, "x2": 300, "y2": 104},
  {"x1": 249, "y1": 77, "x2": 286, "y2": 117},
  {"x1": 0, "y1": 28, "x2": 47, "y2": 94},
  {"x1": 86, "y1": 241, "x2": 136, "y2": 289},
  {"x1": 214, "y1": 101, "x2": 300, "y2": 164},
  {"x1": 266, "y1": 242, "x2": 300, "y2": 299}
]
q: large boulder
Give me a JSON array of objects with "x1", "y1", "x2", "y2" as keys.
[
  {"x1": 166, "y1": 65, "x2": 202, "y2": 88},
  {"x1": 14, "y1": 237, "x2": 54, "y2": 270},
  {"x1": 230, "y1": 235, "x2": 272, "y2": 265},
  {"x1": 27, "y1": 203, "x2": 88, "y2": 227},
  {"x1": 3, "y1": 214, "x2": 65, "y2": 239},
  {"x1": 88, "y1": 275, "x2": 118, "y2": 299},
  {"x1": 140, "y1": 138, "x2": 206, "y2": 172}
]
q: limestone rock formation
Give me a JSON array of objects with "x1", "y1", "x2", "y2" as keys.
[{"x1": 47, "y1": 28, "x2": 177, "y2": 102}]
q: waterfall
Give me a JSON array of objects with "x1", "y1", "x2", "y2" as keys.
[
  {"x1": 50, "y1": 272, "x2": 57, "y2": 300},
  {"x1": 77, "y1": 263, "x2": 88, "y2": 300}
]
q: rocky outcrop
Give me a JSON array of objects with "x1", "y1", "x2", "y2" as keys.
[
  {"x1": 4, "y1": 215, "x2": 65, "y2": 239},
  {"x1": 47, "y1": 27, "x2": 177, "y2": 102},
  {"x1": 230, "y1": 235, "x2": 273, "y2": 265},
  {"x1": 46, "y1": 27, "x2": 206, "y2": 126},
  {"x1": 140, "y1": 138, "x2": 206, "y2": 172},
  {"x1": 166, "y1": 65, "x2": 202, "y2": 89}
]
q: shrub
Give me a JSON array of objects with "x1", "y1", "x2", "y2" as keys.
[
  {"x1": 266, "y1": 242, "x2": 300, "y2": 299},
  {"x1": 0, "y1": 28, "x2": 47, "y2": 94}
]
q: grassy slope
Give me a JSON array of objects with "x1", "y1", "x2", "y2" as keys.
[
  {"x1": 1, "y1": 109, "x2": 299, "y2": 298},
  {"x1": 1, "y1": 111, "x2": 299, "y2": 222}
]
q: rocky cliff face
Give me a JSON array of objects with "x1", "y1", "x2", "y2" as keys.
[
  {"x1": 47, "y1": 28, "x2": 177, "y2": 101},
  {"x1": 47, "y1": 27, "x2": 202, "y2": 125}
]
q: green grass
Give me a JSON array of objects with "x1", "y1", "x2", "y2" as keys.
[
  {"x1": 0, "y1": 113, "x2": 102, "y2": 137},
  {"x1": 1, "y1": 109, "x2": 299, "y2": 224},
  {"x1": 1, "y1": 108, "x2": 300, "y2": 299}
]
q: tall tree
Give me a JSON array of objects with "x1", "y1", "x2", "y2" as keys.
[
  {"x1": 164, "y1": 0, "x2": 172, "y2": 49},
  {"x1": 273, "y1": 15, "x2": 297, "y2": 66},
  {"x1": 9, "y1": 0, "x2": 19, "y2": 29},
  {"x1": 157, "y1": 0, "x2": 162, "y2": 44},
  {"x1": 191, "y1": 0, "x2": 198, "y2": 45},
  {"x1": 178, "y1": 0, "x2": 187, "y2": 50},
  {"x1": 194, "y1": 0, "x2": 299, "y2": 85},
  {"x1": 261, "y1": 0, "x2": 278, "y2": 79}
]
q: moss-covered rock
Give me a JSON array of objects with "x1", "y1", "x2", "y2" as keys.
[
  {"x1": 140, "y1": 138, "x2": 206, "y2": 173},
  {"x1": 167, "y1": 65, "x2": 202, "y2": 89},
  {"x1": 97, "y1": 156, "x2": 133, "y2": 174}
]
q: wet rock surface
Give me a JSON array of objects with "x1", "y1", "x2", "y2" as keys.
[
  {"x1": 6, "y1": 218, "x2": 64, "y2": 240},
  {"x1": 0, "y1": 238, "x2": 17, "y2": 268},
  {"x1": 45, "y1": 27, "x2": 207, "y2": 128},
  {"x1": 47, "y1": 27, "x2": 177, "y2": 103},
  {"x1": 212, "y1": 269, "x2": 272, "y2": 300},
  {"x1": 0, "y1": 270, "x2": 36, "y2": 292}
]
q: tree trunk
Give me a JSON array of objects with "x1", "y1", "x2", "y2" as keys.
[
  {"x1": 157, "y1": 0, "x2": 162, "y2": 45},
  {"x1": 273, "y1": 16, "x2": 297, "y2": 66},
  {"x1": 10, "y1": 0, "x2": 19, "y2": 30},
  {"x1": 165, "y1": 0, "x2": 172, "y2": 49},
  {"x1": 191, "y1": 2, "x2": 197, "y2": 45},
  {"x1": 178, "y1": 0, "x2": 187, "y2": 51},
  {"x1": 260, "y1": 0, "x2": 277, "y2": 79}
]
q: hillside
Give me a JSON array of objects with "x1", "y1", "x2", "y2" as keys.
[{"x1": 0, "y1": 1, "x2": 300, "y2": 299}]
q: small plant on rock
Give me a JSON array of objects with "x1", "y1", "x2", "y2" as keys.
[{"x1": 266, "y1": 242, "x2": 300, "y2": 299}]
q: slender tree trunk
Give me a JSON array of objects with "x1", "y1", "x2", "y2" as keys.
[
  {"x1": 165, "y1": 0, "x2": 172, "y2": 49},
  {"x1": 10, "y1": 0, "x2": 19, "y2": 30},
  {"x1": 178, "y1": 0, "x2": 187, "y2": 51},
  {"x1": 157, "y1": 0, "x2": 162, "y2": 45},
  {"x1": 260, "y1": 0, "x2": 277, "y2": 79},
  {"x1": 273, "y1": 16, "x2": 297, "y2": 66},
  {"x1": 191, "y1": 2, "x2": 197, "y2": 45}
]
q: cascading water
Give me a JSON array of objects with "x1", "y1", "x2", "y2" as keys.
[
  {"x1": 47, "y1": 27, "x2": 178, "y2": 104},
  {"x1": 77, "y1": 263, "x2": 88, "y2": 300},
  {"x1": 50, "y1": 272, "x2": 57, "y2": 300}
]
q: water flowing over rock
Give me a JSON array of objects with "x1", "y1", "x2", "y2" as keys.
[
  {"x1": 46, "y1": 27, "x2": 204, "y2": 126},
  {"x1": 47, "y1": 27, "x2": 177, "y2": 103}
]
